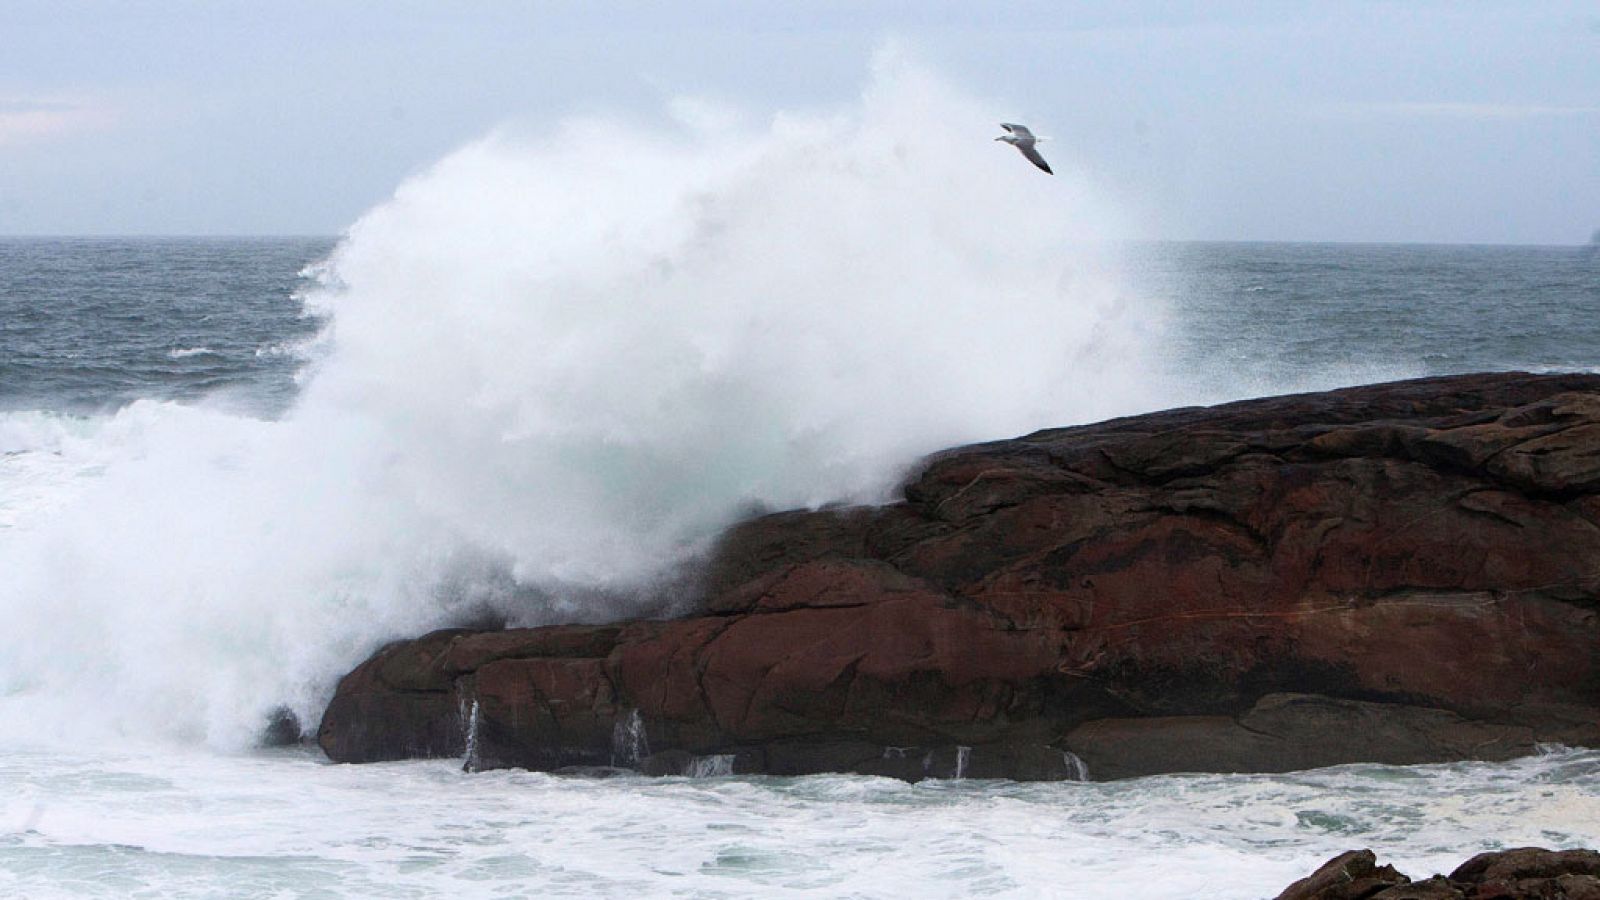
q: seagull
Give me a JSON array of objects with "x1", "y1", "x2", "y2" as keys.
[{"x1": 995, "y1": 123, "x2": 1052, "y2": 174}]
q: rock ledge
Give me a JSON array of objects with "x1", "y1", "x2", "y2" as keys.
[{"x1": 318, "y1": 373, "x2": 1600, "y2": 780}]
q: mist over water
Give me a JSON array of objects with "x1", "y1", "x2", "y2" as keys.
[
  {"x1": 304, "y1": 51, "x2": 1158, "y2": 588},
  {"x1": 0, "y1": 54, "x2": 1166, "y2": 747}
]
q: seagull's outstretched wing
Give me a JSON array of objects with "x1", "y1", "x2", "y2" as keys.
[
  {"x1": 1018, "y1": 142, "x2": 1053, "y2": 174},
  {"x1": 999, "y1": 122, "x2": 1035, "y2": 140}
]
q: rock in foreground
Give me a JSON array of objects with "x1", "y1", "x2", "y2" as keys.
[
  {"x1": 1275, "y1": 847, "x2": 1600, "y2": 899},
  {"x1": 319, "y1": 372, "x2": 1600, "y2": 780}
]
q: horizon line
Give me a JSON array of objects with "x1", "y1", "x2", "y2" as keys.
[{"x1": 1, "y1": 233, "x2": 1594, "y2": 250}]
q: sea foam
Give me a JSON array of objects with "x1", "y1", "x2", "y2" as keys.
[{"x1": 0, "y1": 50, "x2": 1167, "y2": 748}]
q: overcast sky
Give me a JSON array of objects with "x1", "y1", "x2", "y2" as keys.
[{"x1": 1, "y1": 1, "x2": 1595, "y2": 243}]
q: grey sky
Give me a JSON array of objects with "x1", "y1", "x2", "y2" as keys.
[{"x1": 1, "y1": 1, "x2": 1595, "y2": 243}]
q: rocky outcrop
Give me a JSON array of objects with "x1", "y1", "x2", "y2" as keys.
[
  {"x1": 1275, "y1": 847, "x2": 1600, "y2": 899},
  {"x1": 318, "y1": 372, "x2": 1600, "y2": 780}
]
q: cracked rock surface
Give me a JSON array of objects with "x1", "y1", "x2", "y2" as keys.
[{"x1": 318, "y1": 372, "x2": 1600, "y2": 780}]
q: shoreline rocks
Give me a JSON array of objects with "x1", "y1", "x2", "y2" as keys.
[
  {"x1": 318, "y1": 372, "x2": 1600, "y2": 780},
  {"x1": 1275, "y1": 847, "x2": 1600, "y2": 899}
]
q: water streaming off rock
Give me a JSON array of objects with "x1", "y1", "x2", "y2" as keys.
[
  {"x1": 686, "y1": 754, "x2": 736, "y2": 778},
  {"x1": 611, "y1": 709, "x2": 649, "y2": 768}
]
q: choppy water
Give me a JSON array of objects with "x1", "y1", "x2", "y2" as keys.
[
  {"x1": 2, "y1": 62, "x2": 1598, "y2": 898},
  {"x1": 3, "y1": 745, "x2": 1598, "y2": 899},
  {"x1": 5, "y1": 239, "x2": 1596, "y2": 418},
  {"x1": 0, "y1": 237, "x2": 329, "y2": 416},
  {"x1": 1136, "y1": 240, "x2": 1600, "y2": 398}
]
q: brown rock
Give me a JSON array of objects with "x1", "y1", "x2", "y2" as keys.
[
  {"x1": 1065, "y1": 693, "x2": 1537, "y2": 781},
  {"x1": 318, "y1": 373, "x2": 1600, "y2": 779},
  {"x1": 1279, "y1": 848, "x2": 1600, "y2": 900},
  {"x1": 1370, "y1": 877, "x2": 1465, "y2": 899},
  {"x1": 1275, "y1": 849, "x2": 1409, "y2": 900},
  {"x1": 1451, "y1": 848, "x2": 1600, "y2": 898},
  {"x1": 316, "y1": 629, "x2": 472, "y2": 762}
]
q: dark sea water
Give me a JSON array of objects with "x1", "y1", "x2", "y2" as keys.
[
  {"x1": 1133, "y1": 241, "x2": 1600, "y2": 398},
  {"x1": 4, "y1": 239, "x2": 1595, "y2": 417},
  {"x1": 1, "y1": 237, "x2": 1598, "y2": 899},
  {"x1": 0, "y1": 237, "x2": 333, "y2": 415}
]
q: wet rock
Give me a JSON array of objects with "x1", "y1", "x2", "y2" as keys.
[
  {"x1": 1450, "y1": 848, "x2": 1600, "y2": 899},
  {"x1": 1068, "y1": 693, "x2": 1538, "y2": 780},
  {"x1": 259, "y1": 706, "x2": 303, "y2": 747},
  {"x1": 639, "y1": 748, "x2": 762, "y2": 777},
  {"x1": 954, "y1": 742, "x2": 1088, "y2": 781},
  {"x1": 549, "y1": 765, "x2": 636, "y2": 779},
  {"x1": 1274, "y1": 849, "x2": 1408, "y2": 900},
  {"x1": 1370, "y1": 877, "x2": 1464, "y2": 899},
  {"x1": 1278, "y1": 848, "x2": 1600, "y2": 900},
  {"x1": 318, "y1": 373, "x2": 1600, "y2": 779},
  {"x1": 316, "y1": 629, "x2": 470, "y2": 763},
  {"x1": 637, "y1": 749, "x2": 694, "y2": 777}
]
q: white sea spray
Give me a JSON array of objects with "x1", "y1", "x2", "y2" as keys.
[{"x1": 0, "y1": 50, "x2": 1166, "y2": 749}]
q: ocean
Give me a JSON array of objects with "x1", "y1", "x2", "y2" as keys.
[
  {"x1": 4, "y1": 65, "x2": 1600, "y2": 895},
  {"x1": 2, "y1": 234, "x2": 1597, "y2": 899}
]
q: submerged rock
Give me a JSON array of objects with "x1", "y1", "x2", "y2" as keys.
[
  {"x1": 319, "y1": 372, "x2": 1600, "y2": 780},
  {"x1": 259, "y1": 706, "x2": 303, "y2": 747},
  {"x1": 1274, "y1": 847, "x2": 1600, "y2": 899}
]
